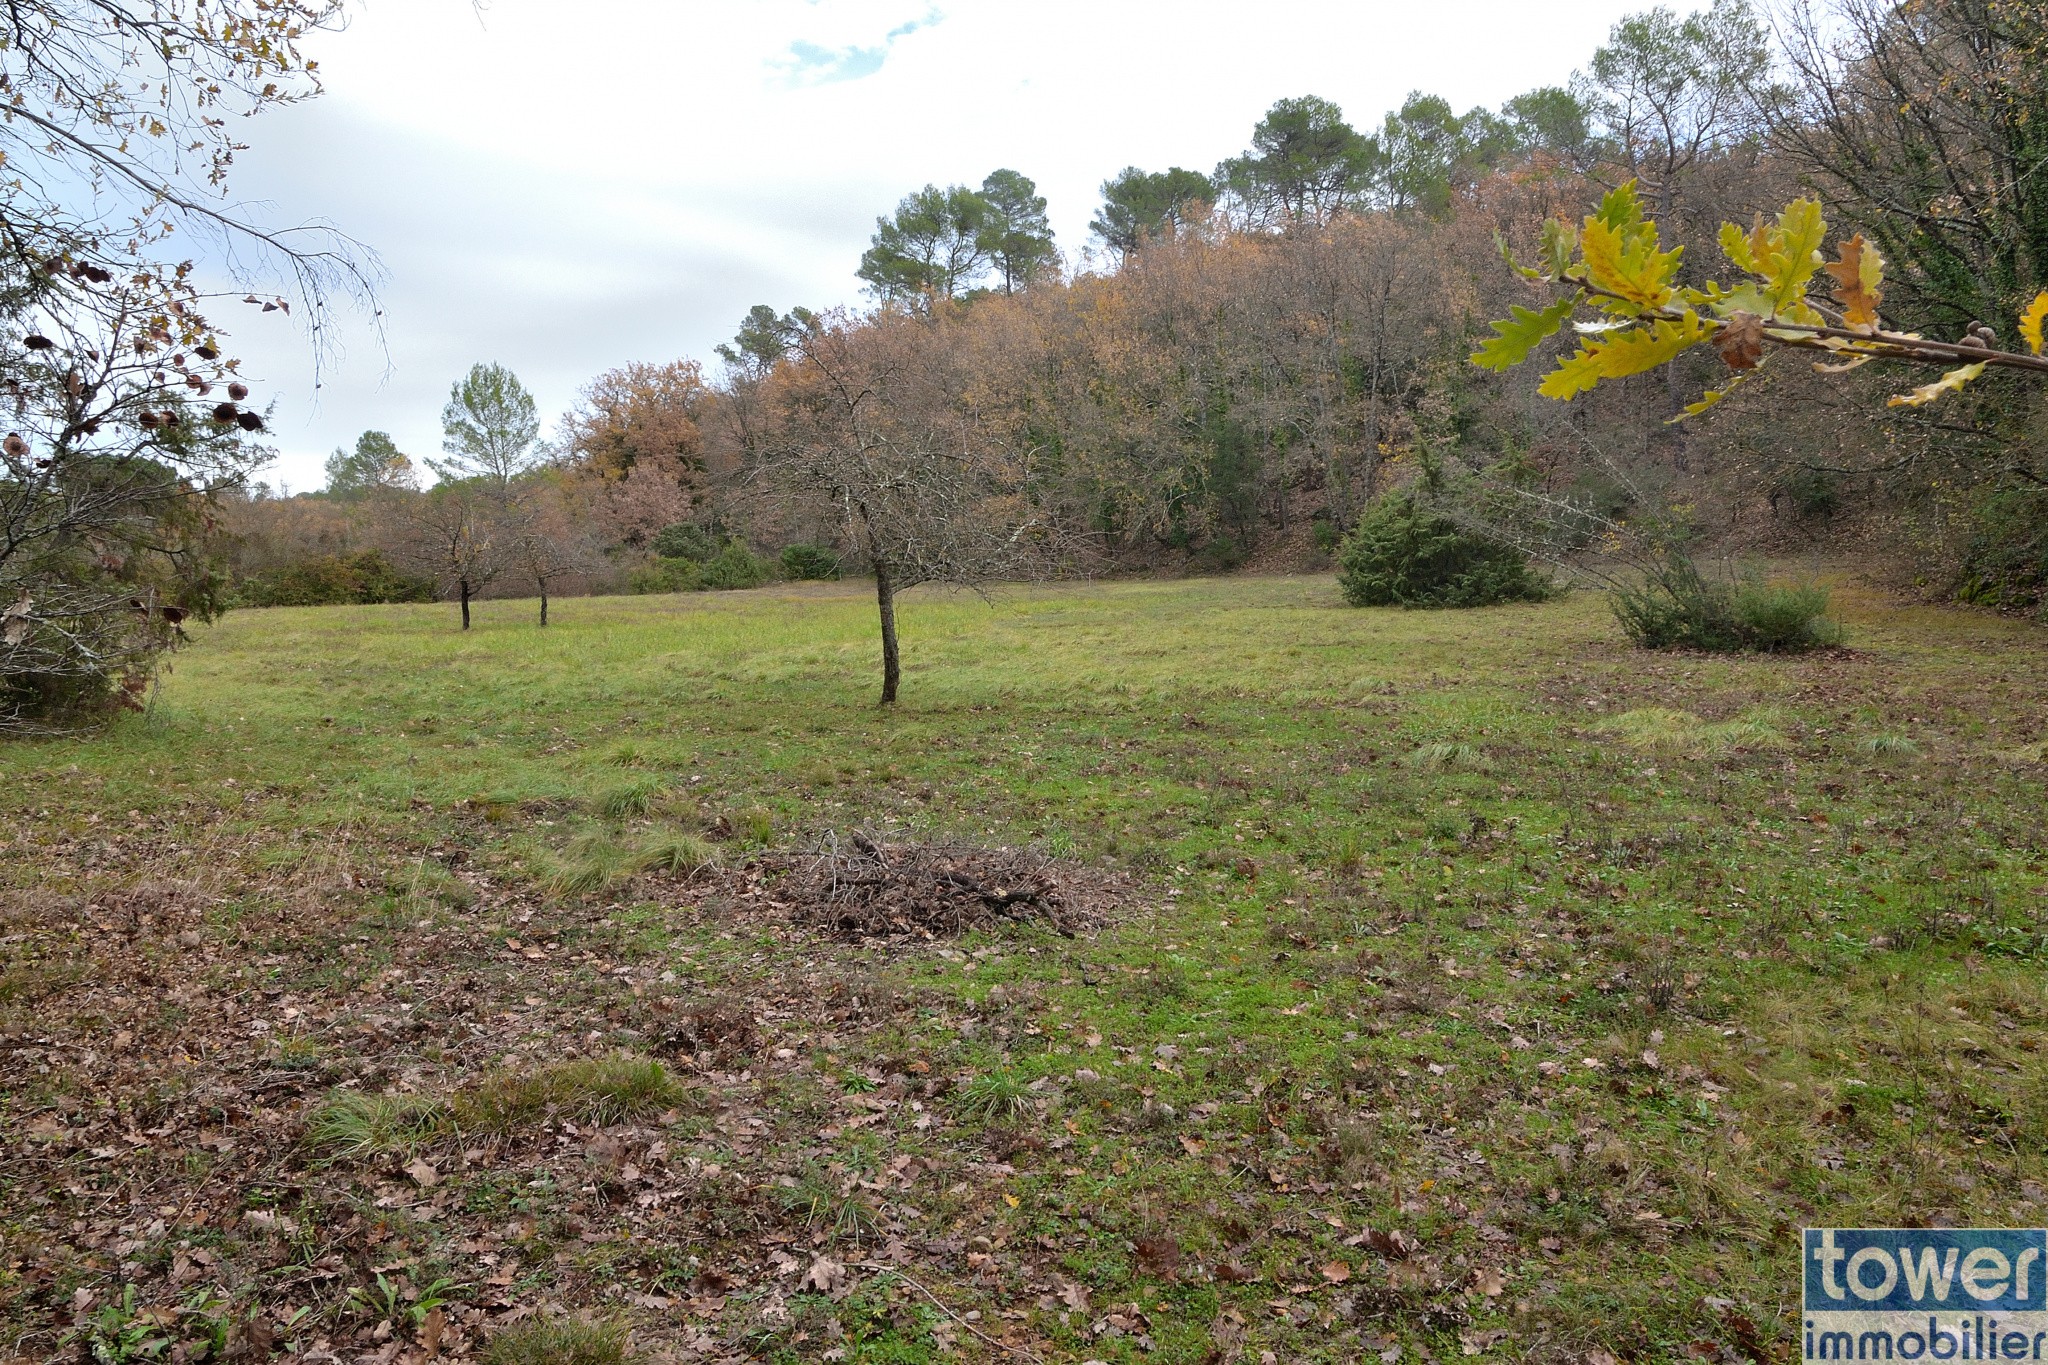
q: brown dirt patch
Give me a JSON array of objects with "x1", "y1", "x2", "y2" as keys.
[{"x1": 745, "y1": 831, "x2": 1122, "y2": 938}]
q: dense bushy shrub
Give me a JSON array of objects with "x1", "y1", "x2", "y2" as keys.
[
  {"x1": 1336, "y1": 494, "x2": 1552, "y2": 608},
  {"x1": 700, "y1": 544, "x2": 773, "y2": 590},
  {"x1": 1192, "y1": 534, "x2": 1246, "y2": 574},
  {"x1": 779, "y1": 543, "x2": 842, "y2": 580},
  {"x1": 629, "y1": 543, "x2": 772, "y2": 595},
  {"x1": 627, "y1": 557, "x2": 703, "y2": 595},
  {"x1": 651, "y1": 523, "x2": 719, "y2": 563},
  {"x1": 1612, "y1": 554, "x2": 1842, "y2": 652},
  {"x1": 1956, "y1": 484, "x2": 2047, "y2": 616},
  {"x1": 236, "y1": 551, "x2": 435, "y2": 608},
  {"x1": 1769, "y1": 465, "x2": 1841, "y2": 523}
]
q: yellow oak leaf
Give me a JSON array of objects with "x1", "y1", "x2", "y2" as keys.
[
  {"x1": 1539, "y1": 312, "x2": 1715, "y2": 401},
  {"x1": 1580, "y1": 216, "x2": 1682, "y2": 314},
  {"x1": 2020, "y1": 291, "x2": 2048, "y2": 357},
  {"x1": 1889, "y1": 361, "x2": 1987, "y2": 408}
]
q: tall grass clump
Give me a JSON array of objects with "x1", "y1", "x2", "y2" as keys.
[
  {"x1": 1612, "y1": 552, "x2": 1840, "y2": 653},
  {"x1": 308, "y1": 1055, "x2": 685, "y2": 1157},
  {"x1": 1596, "y1": 708, "x2": 1786, "y2": 756},
  {"x1": 484, "y1": 1317, "x2": 634, "y2": 1365},
  {"x1": 305, "y1": 1091, "x2": 454, "y2": 1156},
  {"x1": 634, "y1": 833, "x2": 718, "y2": 875},
  {"x1": 456, "y1": 1054, "x2": 684, "y2": 1131}
]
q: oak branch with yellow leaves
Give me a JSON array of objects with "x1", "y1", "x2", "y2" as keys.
[{"x1": 1472, "y1": 182, "x2": 2048, "y2": 414}]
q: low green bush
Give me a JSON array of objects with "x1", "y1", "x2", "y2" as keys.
[
  {"x1": 1336, "y1": 493, "x2": 1552, "y2": 608},
  {"x1": 700, "y1": 544, "x2": 772, "y2": 590},
  {"x1": 651, "y1": 523, "x2": 719, "y2": 563},
  {"x1": 1769, "y1": 465, "x2": 1841, "y2": 523},
  {"x1": 779, "y1": 543, "x2": 842, "y2": 580},
  {"x1": 235, "y1": 551, "x2": 435, "y2": 608},
  {"x1": 626, "y1": 557, "x2": 703, "y2": 595},
  {"x1": 629, "y1": 543, "x2": 771, "y2": 594},
  {"x1": 1733, "y1": 581, "x2": 1842, "y2": 651},
  {"x1": 1612, "y1": 555, "x2": 1841, "y2": 652},
  {"x1": 1192, "y1": 534, "x2": 1246, "y2": 574},
  {"x1": 1956, "y1": 482, "x2": 2047, "y2": 616}
]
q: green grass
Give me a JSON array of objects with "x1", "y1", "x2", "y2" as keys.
[
  {"x1": 3, "y1": 575, "x2": 2046, "y2": 1364},
  {"x1": 484, "y1": 1317, "x2": 634, "y2": 1365},
  {"x1": 306, "y1": 1055, "x2": 687, "y2": 1155},
  {"x1": 1594, "y1": 706, "x2": 1787, "y2": 755}
]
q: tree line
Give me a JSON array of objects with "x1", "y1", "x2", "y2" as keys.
[{"x1": 11, "y1": 0, "x2": 2045, "y2": 722}]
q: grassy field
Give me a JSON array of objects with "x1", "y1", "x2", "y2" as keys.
[{"x1": 2, "y1": 575, "x2": 2046, "y2": 1365}]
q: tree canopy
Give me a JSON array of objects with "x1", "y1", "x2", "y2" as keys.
[
  {"x1": 325, "y1": 432, "x2": 418, "y2": 500},
  {"x1": 1217, "y1": 96, "x2": 1382, "y2": 226},
  {"x1": 978, "y1": 170, "x2": 1059, "y2": 294},
  {"x1": 435, "y1": 363, "x2": 543, "y2": 490},
  {"x1": 857, "y1": 172, "x2": 1060, "y2": 304},
  {"x1": 1091, "y1": 167, "x2": 1216, "y2": 257}
]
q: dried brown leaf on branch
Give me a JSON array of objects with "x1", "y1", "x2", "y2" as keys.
[{"x1": 1713, "y1": 312, "x2": 1765, "y2": 371}]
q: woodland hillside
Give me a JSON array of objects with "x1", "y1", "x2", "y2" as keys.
[{"x1": 218, "y1": 0, "x2": 2047, "y2": 633}]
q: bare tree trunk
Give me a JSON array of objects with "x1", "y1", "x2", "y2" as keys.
[
  {"x1": 874, "y1": 559, "x2": 901, "y2": 707},
  {"x1": 459, "y1": 578, "x2": 472, "y2": 631},
  {"x1": 1274, "y1": 437, "x2": 1289, "y2": 531},
  {"x1": 539, "y1": 583, "x2": 549, "y2": 627}
]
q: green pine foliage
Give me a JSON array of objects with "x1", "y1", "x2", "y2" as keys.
[
  {"x1": 1335, "y1": 493, "x2": 1553, "y2": 609},
  {"x1": 699, "y1": 544, "x2": 772, "y2": 591},
  {"x1": 632, "y1": 534, "x2": 773, "y2": 594},
  {"x1": 778, "y1": 544, "x2": 842, "y2": 581},
  {"x1": 650, "y1": 523, "x2": 719, "y2": 564}
]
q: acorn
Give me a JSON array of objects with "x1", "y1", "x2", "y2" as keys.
[
  {"x1": 227, "y1": 382, "x2": 249, "y2": 401},
  {"x1": 23, "y1": 335, "x2": 53, "y2": 350},
  {"x1": 3, "y1": 434, "x2": 27, "y2": 457},
  {"x1": 236, "y1": 411, "x2": 264, "y2": 433},
  {"x1": 1959, "y1": 334, "x2": 1989, "y2": 350},
  {"x1": 211, "y1": 402, "x2": 238, "y2": 424}
]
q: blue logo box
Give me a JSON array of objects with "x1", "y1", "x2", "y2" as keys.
[
  {"x1": 1807, "y1": 1230, "x2": 2048, "y2": 1314},
  {"x1": 1805, "y1": 1230, "x2": 2048, "y2": 1364}
]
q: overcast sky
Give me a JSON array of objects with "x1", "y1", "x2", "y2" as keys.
[{"x1": 220, "y1": 0, "x2": 1670, "y2": 492}]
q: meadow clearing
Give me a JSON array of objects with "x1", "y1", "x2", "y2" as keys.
[{"x1": 2, "y1": 575, "x2": 2046, "y2": 1365}]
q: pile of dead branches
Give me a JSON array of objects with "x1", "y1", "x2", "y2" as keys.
[{"x1": 763, "y1": 831, "x2": 1104, "y2": 938}]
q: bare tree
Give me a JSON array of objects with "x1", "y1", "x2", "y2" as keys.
[
  {"x1": 1771, "y1": 0, "x2": 2048, "y2": 334},
  {"x1": 401, "y1": 487, "x2": 508, "y2": 631},
  {"x1": 732, "y1": 308, "x2": 1077, "y2": 704},
  {"x1": 509, "y1": 478, "x2": 605, "y2": 626}
]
